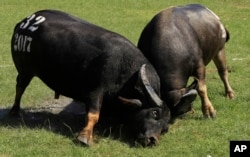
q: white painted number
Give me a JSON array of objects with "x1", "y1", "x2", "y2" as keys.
[
  {"x1": 14, "y1": 14, "x2": 46, "y2": 53},
  {"x1": 14, "y1": 33, "x2": 33, "y2": 53},
  {"x1": 20, "y1": 14, "x2": 46, "y2": 32},
  {"x1": 20, "y1": 14, "x2": 36, "y2": 29}
]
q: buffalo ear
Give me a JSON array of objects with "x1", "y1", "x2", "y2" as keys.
[
  {"x1": 171, "y1": 89, "x2": 197, "y2": 118},
  {"x1": 118, "y1": 96, "x2": 142, "y2": 108}
]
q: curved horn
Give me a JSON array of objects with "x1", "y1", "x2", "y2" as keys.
[{"x1": 137, "y1": 64, "x2": 163, "y2": 107}]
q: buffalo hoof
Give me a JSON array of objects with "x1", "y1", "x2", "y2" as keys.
[
  {"x1": 9, "y1": 106, "x2": 21, "y2": 116},
  {"x1": 77, "y1": 135, "x2": 93, "y2": 146},
  {"x1": 210, "y1": 111, "x2": 216, "y2": 119},
  {"x1": 204, "y1": 110, "x2": 216, "y2": 119},
  {"x1": 227, "y1": 91, "x2": 235, "y2": 99},
  {"x1": 188, "y1": 108, "x2": 195, "y2": 114}
]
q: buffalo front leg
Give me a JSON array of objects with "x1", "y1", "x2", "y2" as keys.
[
  {"x1": 213, "y1": 48, "x2": 235, "y2": 99},
  {"x1": 77, "y1": 90, "x2": 103, "y2": 146},
  {"x1": 9, "y1": 74, "x2": 33, "y2": 115},
  {"x1": 77, "y1": 111, "x2": 100, "y2": 146},
  {"x1": 196, "y1": 65, "x2": 216, "y2": 118},
  {"x1": 198, "y1": 81, "x2": 216, "y2": 118}
]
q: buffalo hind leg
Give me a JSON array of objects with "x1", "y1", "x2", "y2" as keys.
[
  {"x1": 9, "y1": 74, "x2": 33, "y2": 115},
  {"x1": 213, "y1": 48, "x2": 235, "y2": 99},
  {"x1": 54, "y1": 92, "x2": 60, "y2": 99},
  {"x1": 196, "y1": 64, "x2": 216, "y2": 118}
]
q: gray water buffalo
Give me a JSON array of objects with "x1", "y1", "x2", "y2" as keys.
[
  {"x1": 138, "y1": 4, "x2": 235, "y2": 118},
  {"x1": 10, "y1": 9, "x2": 173, "y2": 146}
]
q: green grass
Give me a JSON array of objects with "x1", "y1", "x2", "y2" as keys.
[{"x1": 1, "y1": 0, "x2": 250, "y2": 157}]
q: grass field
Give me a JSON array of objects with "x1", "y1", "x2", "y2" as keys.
[{"x1": 0, "y1": 0, "x2": 250, "y2": 157}]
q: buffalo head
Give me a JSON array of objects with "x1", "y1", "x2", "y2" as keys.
[{"x1": 119, "y1": 64, "x2": 170, "y2": 146}]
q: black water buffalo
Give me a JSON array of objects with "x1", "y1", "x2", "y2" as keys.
[
  {"x1": 10, "y1": 10, "x2": 172, "y2": 147},
  {"x1": 138, "y1": 4, "x2": 235, "y2": 118}
]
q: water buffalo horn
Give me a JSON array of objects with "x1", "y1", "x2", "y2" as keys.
[{"x1": 138, "y1": 64, "x2": 163, "y2": 107}]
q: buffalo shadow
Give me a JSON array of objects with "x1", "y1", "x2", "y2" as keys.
[{"x1": 0, "y1": 97, "x2": 136, "y2": 147}]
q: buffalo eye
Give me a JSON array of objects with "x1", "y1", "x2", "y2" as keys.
[{"x1": 151, "y1": 110, "x2": 159, "y2": 120}]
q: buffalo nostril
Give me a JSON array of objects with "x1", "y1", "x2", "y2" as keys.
[
  {"x1": 135, "y1": 134, "x2": 159, "y2": 147},
  {"x1": 149, "y1": 137, "x2": 156, "y2": 144},
  {"x1": 148, "y1": 136, "x2": 159, "y2": 146}
]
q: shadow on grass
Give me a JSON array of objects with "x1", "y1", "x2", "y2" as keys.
[{"x1": 0, "y1": 98, "x2": 136, "y2": 147}]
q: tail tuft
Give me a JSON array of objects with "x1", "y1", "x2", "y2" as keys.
[{"x1": 225, "y1": 28, "x2": 230, "y2": 42}]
